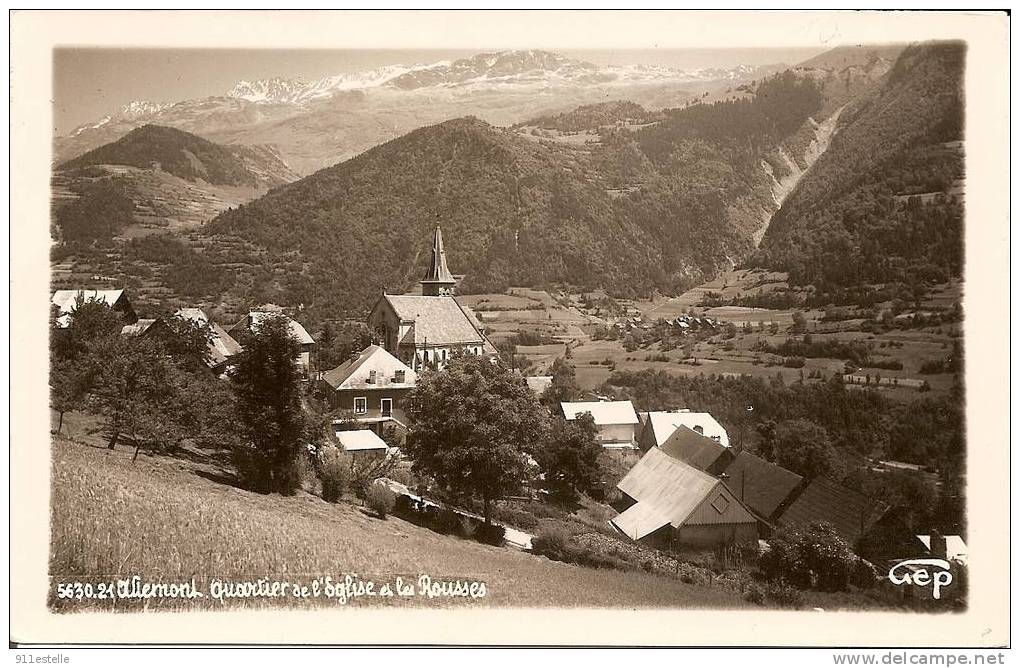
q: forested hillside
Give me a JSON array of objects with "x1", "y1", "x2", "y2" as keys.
[
  {"x1": 207, "y1": 72, "x2": 825, "y2": 318},
  {"x1": 751, "y1": 42, "x2": 965, "y2": 301},
  {"x1": 59, "y1": 124, "x2": 295, "y2": 188}
]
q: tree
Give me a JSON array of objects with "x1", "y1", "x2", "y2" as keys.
[
  {"x1": 50, "y1": 358, "x2": 88, "y2": 434},
  {"x1": 403, "y1": 355, "x2": 547, "y2": 524},
  {"x1": 760, "y1": 521, "x2": 859, "y2": 592},
  {"x1": 229, "y1": 313, "x2": 309, "y2": 494},
  {"x1": 537, "y1": 413, "x2": 602, "y2": 501},
  {"x1": 770, "y1": 418, "x2": 843, "y2": 480},
  {"x1": 541, "y1": 357, "x2": 581, "y2": 407},
  {"x1": 88, "y1": 335, "x2": 183, "y2": 458}
]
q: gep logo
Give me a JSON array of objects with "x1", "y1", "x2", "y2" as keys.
[{"x1": 887, "y1": 559, "x2": 953, "y2": 599}]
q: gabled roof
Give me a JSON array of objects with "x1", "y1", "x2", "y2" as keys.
[
  {"x1": 381, "y1": 294, "x2": 485, "y2": 346},
  {"x1": 561, "y1": 400, "x2": 639, "y2": 426},
  {"x1": 335, "y1": 429, "x2": 389, "y2": 452},
  {"x1": 613, "y1": 447, "x2": 756, "y2": 540},
  {"x1": 646, "y1": 410, "x2": 731, "y2": 448},
  {"x1": 777, "y1": 477, "x2": 887, "y2": 544},
  {"x1": 121, "y1": 318, "x2": 159, "y2": 337},
  {"x1": 245, "y1": 310, "x2": 315, "y2": 345},
  {"x1": 660, "y1": 425, "x2": 732, "y2": 472},
  {"x1": 917, "y1": 535, "x2": 968, "y2": 563},
  {"x1": 51, "y1": 289, "x2": 129, "y2": 327},
  {"x1": 51, "y1": 289, "x2": 125, "y2": 312},
  {"x1": 322, "y1": 344, "x2": 417, "y2": 391},
  {"x1": 722, "y1": 451, "x2": 803, "y2": 520},
  {"x1": 174, "y1": 308, "x2": 242, "y2": 367},
  {"x1": 207, "y1": 322, "x2": 243, "y2": 366}
]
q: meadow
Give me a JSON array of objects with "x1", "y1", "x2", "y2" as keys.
[{"x1": 49, "y1": 434, "x2": 752, "y2": 612}]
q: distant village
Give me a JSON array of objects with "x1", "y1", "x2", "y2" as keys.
[{"x1": 50, "y1": 226, "x2": 966, "y2": 590}]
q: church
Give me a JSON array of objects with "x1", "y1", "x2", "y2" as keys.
[{"x1": 368, "y1": 227, "x2": 497, "y2": 371}]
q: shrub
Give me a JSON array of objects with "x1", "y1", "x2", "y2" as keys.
[
  {"x1": 475, "y1": 523, "x2": 507, "y2": 546},
  {"x1": 759, "y1": 522, "x2": 859, "y2": 592},
  {"x1": 317, "y1": 446, "x2": 353, "y2": 503},
  {"x1": 784, "y1": 356, "x2": 806, "y2": 368},
  {"x1": 532, "y1": 524, "x2": 572, "y2": 560},
  {"x1": 365, "y1": 483, "x2": 396, "y2": 519},
  {"x1": 745, "y1": 582, "x2": 767, "y2": 605}
]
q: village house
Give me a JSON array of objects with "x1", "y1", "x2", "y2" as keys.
[
  {"x1": 656, "y1": 424, "x2": 735, "y2": 476},
  {"x1": 774, "y1": 476, "x2": 888, "y2": 546},
  {"x1": 561, "y1": 400, "x2": 640, "y2": 448},
  {"x1": 720, "y1": 450, "x2": 804, "y2": 529},
  {"x1": 175, "y1": 308, "x2": 243, "y2": 376},
  {"x1": 51, "y1": 289, "x2": 137, "y2": 328},
  {"x1": 367, "y1": 227, "x2": 497, "y2": 372},
  {"x1": 320, "y1": 344, "x2": 417, "y2": 432},
  {"x1": 611, "y1": 445, "x2": 758, "y2": 549},
  {"x1": 638, "y1": 409, "x2": 731, "y2": 450},
  {"x1": 229, "y1": 305, "x2": 316, "y2": 376}
]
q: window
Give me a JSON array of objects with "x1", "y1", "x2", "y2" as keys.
[
  {"x1": 381, "y1": 398, "x2": 393, "y2": 417},
  {"x1": 711, "y1": 494, "x2": 730, "y2": 514},
  {"x1": 354, "y1": 397, "x2": 367, "y2": 415}
]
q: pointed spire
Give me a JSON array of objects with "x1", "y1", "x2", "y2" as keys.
[{"x1": 420, "y1": 226, "x2": 457, "y2": 296}]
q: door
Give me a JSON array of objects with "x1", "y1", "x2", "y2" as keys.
[{"x1": 380, "y1": 398, "x2": 393, "y2": 418}]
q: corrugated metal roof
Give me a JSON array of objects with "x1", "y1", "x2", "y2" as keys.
[
  {"x1": 562, "y1": 400, "x2": 639, "y2": 426},
  {"x1": 51, "y1": 289, "x2": 125, "y2": 312},
  {"x1": 617, "y1": 449, "x2": 717, "y2": 523},
  {"x1": 777, "y1": 477, "x2": 885, "y2": 544},
  {"x1": 917, "y1": 535, "x2": 968, "y2": 563},
  {"x1": 335, "y1": 430, "x2": 389, "y2": 452},
  {"x1": 647, "y1": 410, "x2": 730, "y2": 448},
  {"x1": 660, "y1": 426, "x2": 731, "y2": 472},
  {"x1": 611, "y1": 501, "x2": 672, "y2": 541},
  {"x1": 723, "y1": 451, "x2": 803, "y2": 519},
  {"x1": 120, "y1": 319, "x2": 158, "y2": 337}
]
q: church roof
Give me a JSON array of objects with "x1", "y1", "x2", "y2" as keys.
[
  {"x1": 383, "y1": 295, "x2": 485, "y2": 346},
  {"x1": 420, "y1": 227, "x2": 456, "y2": 286}
]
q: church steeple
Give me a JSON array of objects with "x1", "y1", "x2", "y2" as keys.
[{"x1": 420, "y1": 226, "x2": 457, "y2": 296}]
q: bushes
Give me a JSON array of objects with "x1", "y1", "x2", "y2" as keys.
[
  {"x1": 531, "y1": 525, "x2": 635, "y2": 571},
  {"x1": 317, "y1": 446, "x2": 353, "y2": 503},
  {"x1": 365, "y1": 483, "x2": 396, "y2": 519},
  {"x1": 759, "y1": 522, "x2": 861, "y2": 592},
  {"x1": 475, "y1": 523, "x2": 507, "y2": 546}
]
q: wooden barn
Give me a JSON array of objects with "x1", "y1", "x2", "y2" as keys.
[{"x1": 611, "y1": 446, "x2": 758, "y2": 550}]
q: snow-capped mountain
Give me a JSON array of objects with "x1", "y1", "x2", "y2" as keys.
[{"x1": 57, "y1": 49, "x2": 789, "y2": 174}]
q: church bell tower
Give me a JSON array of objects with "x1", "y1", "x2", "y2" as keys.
[{"x1": 419, "y1": 226, "x2": 457, "y2": 296}]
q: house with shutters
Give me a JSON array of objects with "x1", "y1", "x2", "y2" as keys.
[
  {"x1": 367, "y1": 227, "x2": 496, "y2": 371},
  {"x1": 320, "y1": 344, "x2": 417, "y2": 431}
]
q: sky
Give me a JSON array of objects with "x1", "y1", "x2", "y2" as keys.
[{"x1": 53, "y1": 46, "x2": 826, "y2": 136}]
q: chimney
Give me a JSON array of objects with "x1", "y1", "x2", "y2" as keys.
[
  {"x1": 368, "y1": 370, "x2": 377, "y2": 384},
  {"x1": 393, "y1": 369, "x2": 406, "y2": 384},
  {"x1": 930, "y1": 530, "x2": 948, "y2": 559}
]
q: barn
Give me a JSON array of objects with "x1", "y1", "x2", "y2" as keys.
[{"x1": 611, "y1": 446, "x2": 758, "y2": 549}]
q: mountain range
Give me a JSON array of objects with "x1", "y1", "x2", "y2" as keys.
[
  {"x1": 55, "y1": 50, "x2": 785, "y2": 175},
  {"x1": 50, "y1": 43, "x2": 963, "y2": 325}
]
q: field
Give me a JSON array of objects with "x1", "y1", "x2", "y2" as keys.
[
  {"x1": 49, "y1": 431, "x2": 753, "y2": 612},
  {"x1": 473, "y1": 271, "x2": 963, "y2": 401}
]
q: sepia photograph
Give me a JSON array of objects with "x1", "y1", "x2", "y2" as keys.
[{"x1": 8, "y1": 8, "x2": 1011, "y2": 650}]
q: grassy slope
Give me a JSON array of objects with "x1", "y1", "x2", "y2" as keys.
[{"x1": 49, "y1": 436, "x2": 751, "y2": 611}]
